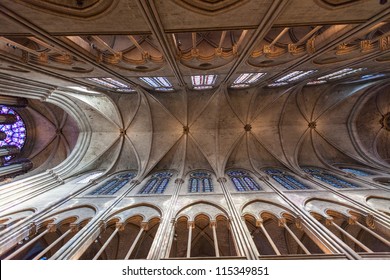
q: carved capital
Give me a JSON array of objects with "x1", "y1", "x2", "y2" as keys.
[
  {"x1": 263, "y1": 45, "x2": 273, "y2": 54},
  {"x1": 217, "y1": 177, "x2": 227, "y2": 183},
  {"x1": 99, "y1": 221, "x2": 106, "y2": 233},
  {"x1": 175, "y1": 178, "x2": 184, "y2": 184},
  {"x1": 306, "y1": 37, "x2": 316, "y2": 54},
  {"x1": 325, "y1": 217, "x2": 333, "y2": 226},
  {"x1": 116, "y1": 222, "x2": 125, "y2": 231},
  {"x1": 47, "y1": 223, "x2": 57, "y2": 233},
  {"x1": 278, "y1": 218, "x2": 286, "y2": 227},
  {"x1": 288, "y1": 44, "x2": 298, "y2": 54},
  {"x1": 130, "y1": 179, "x2": 140, "y2": 185},
  {"x1": 70, "y1": 223, "x2": 79, "y2": 233},
  {"x1": 295, "y1": 216, "x2": 303, "y2": 230},
  {"x1": 366, "y1": 214, "x2": 375, "y2": 229},
  {"x1": 255, "y1": 218, "x2": 263, "y2": 227},
  {"x1": 39, "y1": 52, "x2": 48, "y2": 63},
  {"x1": 191, "y1": 48, "x2": 199, "y2": 57},
  {"x1": 360, "y1": 40, "x2": 374, "y2": 53},
  {"x1": 141, "y1": 222, "x2": 149, "y2": 231},
  {"x1": 209, "y1": 220, "x2": 217, "y2": 228},
  {"x1": 347, "y1": 216, "x2": 357, "y2": 225},
  {"x1": 187, "y1": 221, "x2": 195, "y2": 229},
  {"x1": 380, "y1": 36, "x2": 390, "y2": 51},
  {"x1": 29, "y1": 222, "x2": 37, "y2": 235}
]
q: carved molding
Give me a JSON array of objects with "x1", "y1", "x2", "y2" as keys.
[
  {"x1": 171, "y1": 0, "x2": 250, "y2": 15},
  {"x1": 314, "y1": 0, "x2": 362, "y2": 10},
  {"x1": 14, "y1": 0, "x2": 119, "y2": 19}
]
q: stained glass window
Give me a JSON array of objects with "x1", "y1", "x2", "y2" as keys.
[
  {"x1": 340, "y1": 168, "x2": 373, "y2": 177},
  {"x1": 0, "y1": 106, "x2": 26, "y2": 161},
  {"x1": 303, "y1": 167, "x2": 360, "y2": 189},
  {"x1": 227, "y1": 170, "x2": 261, "y2": 191},
  {"x1": 139, "y1": 171, "x2": 173, "y2": 194},
  {"x1": 189, "y1": 171, "x2": 213, "y2": 193},
  {"x1": 88, "y1": 172, "x2": 135, "y2": 195},
  {"x1": 264, "y1": 168, "x2": 310, "y2": 190}
]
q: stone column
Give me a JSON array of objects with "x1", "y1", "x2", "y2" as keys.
[
  {"x1": 217, "y1": 177, "x2": 258, "y2": 259},
  {"x1": 50, "y1": 180, "x2": 140, "y2": 259},
  {"x1": 150, "y1": 178, "x2": 183, "y2": 259}
]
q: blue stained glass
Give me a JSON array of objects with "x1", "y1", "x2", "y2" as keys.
[
  {"x1": 304, "y1": 167, "x2": 360, "y2": 189},
  {"x1": 285, "y1": 175, "x2": 310, "y2": 190},
  {"x1": 89, "y1": 179, "x2": 118, "y2": 195},
  {"x1": 140, "y1": 171, "x2": 172, "y2": 194},
  {"x1": 203, "y1": 178, "x2": 213, "y2": 192},
  {"x1": 155, "y1": 178, "x2": 169, "y2": 193},
  {"x1": 232, "y1": 177, "x2": 246, "y2": 191},
  {"x1": 264, "y1": 169, "x2": 282, "y2": 175},
  {"x1": 228, "y1": 170, "x2": 261, "y2": 192},
  {"x1": 104, "y1": 179, "x2": 129, "y2": 195},
  {"x1": 243, "y1": 176, "x2": 261, "y2": 191},
  {"x1": 272, "y1": 175, "x2": 295, "y2": 190},
  {"x1": 189, "y1": 171, "x2": 213, "y2": 193},
  {"x1": 341, "y1": 168, "x2": 372, "y2": 177},
  {"x1": 189, "y1": 178, "x2": 199, "y2": 193},
  {"x1": 0, "y1": 106, "x2": 27, "y2": 161},
  {"x1": 227, "y1": 170, "x2": 247, "y2": 177},
  {"x1": 141, "y1": 178, "x2": 157, "y2": 194}
]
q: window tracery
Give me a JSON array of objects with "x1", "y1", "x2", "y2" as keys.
[
  {"x1": 340, "y1": 168, "x2": 373, "y2": 177},
  {"x1": 139, "y1": 171, "x2": 173, "y2": 194},
  {"x1": 226, "y1": 170, "x2": 261, "y2": 191},
  {"x1": 189, "y1": 171, "x2": 213, "y2": 193},
  {"x1": 88, "y1": 172, "x2": 135, "y2": 195},
  {"x1": 303, "y1": 167, "x2": 359, "y2": 189},
  {"x1": 264, "y1": 168, "x2": 310, "y2": 190},
  {"x1": 0, "y1": 106, "x2": 26, "y2": 161}
]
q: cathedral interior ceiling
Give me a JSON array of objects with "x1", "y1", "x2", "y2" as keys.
[{"x1": 0, "y1": 0, "x2": 389, "y2": 180}]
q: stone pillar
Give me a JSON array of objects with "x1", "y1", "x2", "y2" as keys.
[
  {"x1": 0, "y1": 96, "x2": 28, "y2": 107},
  {"x1": 150, "y1": 178, "x2": 183, "y2": 259},
  {"x1": 0, "y1": 159, "x2": 32, "y2": 180},
  {"x1": 0, "y1": 114, "x2": 17, "y2": 125},
  {"x1": 51, "y1": 180, "x2": 141, "y2": 259},
  {"x1": 217, "y1": 177, "x2": 258, "y2": 259}
]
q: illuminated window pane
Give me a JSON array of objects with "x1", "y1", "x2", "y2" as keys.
[
  {"x1": 303, "y1": 167, "x2": 359, "y2": 189},
  {"x1": 87, "y1": 172, "x2": 135, "y2": 195},
  {"x1": 265, "y1": 168, "x2": 310, "y2": 190},
  {"x1": 227, "y1": 170, "x2": 261, "y2": 191},
  {"x1": 231, "y1": 73, "x2": 266, "y2": 88},
  {"x1": 0, "y1": 106, "x2": 27, "y2": 161},
  {"x1": 86, "y1": 77, "x2": 135, "y2": 92},
  {"x1": 140, "y1": 171, "x2": 173, "y2": 194},
  {"x1": 189, "y1": 171, "x2": 213, "y2": 193},
  {"x1": 191, "y1": 75, "x2": 217, "y2": 90},
  {"x1": 139, "y1": 77, "x2": 174, "y2": 91}
]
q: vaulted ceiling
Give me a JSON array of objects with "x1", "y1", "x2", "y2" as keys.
[{"x1": 0, "y1": 0, "x2": 389, "y2": 179}]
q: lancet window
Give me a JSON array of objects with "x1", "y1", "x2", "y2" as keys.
[
  {"x1": 189, "y1": 171, "x2": 213, "y2": 193},
  {"x1": 303, "y1": 167, "x2": 359, "y2": 189},
  {"x1": 88, "y1": 172, "x2": 136, "y2": 195},
  {"x1": 264, "y1": 168, "x2": 310, "y2": 190},
  {"x1": 226, "y1": 170, "x2": 261, "y2": 191},
  {"x1": 139, "y1": 171, "x2": 173, "y2": 194}
]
